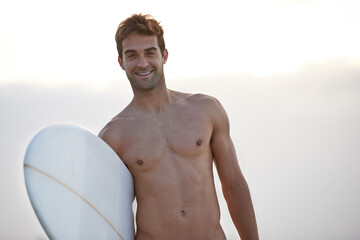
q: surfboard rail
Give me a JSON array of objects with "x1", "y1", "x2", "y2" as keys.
[{"x1": 24, "y1": 124, "x2": 135, "y2": 240}]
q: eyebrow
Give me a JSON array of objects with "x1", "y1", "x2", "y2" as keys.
[
  {"x1": 144, "y1": 47, "x2": 158, "y2": 52},
  {"x1": 124, "y1": 47, "x2": 158, "y2": 55}
]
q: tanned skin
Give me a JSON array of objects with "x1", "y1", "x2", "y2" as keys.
[{"x1": 99, "y1": 33, "x2": 259, "y2": 240}]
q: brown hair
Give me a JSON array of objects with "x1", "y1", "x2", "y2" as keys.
[{"x1": 115, "y1": 14, "x2": 166, "y2": 60}]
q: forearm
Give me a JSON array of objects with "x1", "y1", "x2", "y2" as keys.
[{"x1": 224, "y1": 181, "x2": 259, "y2": 240}]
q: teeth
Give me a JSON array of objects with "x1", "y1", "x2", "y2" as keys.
[{"x1": 136, "y1": 71, "x2": 151, "y2": 76}]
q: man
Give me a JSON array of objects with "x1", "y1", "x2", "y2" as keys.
[{"x1": 99, "y1": 14, "x2": 259, "y2": 240}]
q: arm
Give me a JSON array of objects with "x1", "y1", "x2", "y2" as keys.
[
  {"x1": 98, "y1": 120, "x2": 122, "y2": 156},
  {"x1": 210, "y1": 98, "x2": 259, "y2": 240}
]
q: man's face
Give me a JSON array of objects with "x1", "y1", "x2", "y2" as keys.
[{"x1": 118, "y1": 33, "x2": 168, "y2": 91}]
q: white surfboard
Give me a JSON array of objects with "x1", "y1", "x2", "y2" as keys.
[{"x1": 24, "y1": 124, "x2": 135, "y2": 240}]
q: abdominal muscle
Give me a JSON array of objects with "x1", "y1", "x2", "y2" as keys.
[{"x1": 131, "y1": 155, "x2": 226, "y2": 240}]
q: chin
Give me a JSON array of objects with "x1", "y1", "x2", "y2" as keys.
[{"x1": 132, "y1": 82, "x2": 157, "y2": 91}]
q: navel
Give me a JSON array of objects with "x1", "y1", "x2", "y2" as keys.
[
  {"x1": 196, "y1": 140, "x2": 202, "y2": 146},
  {"x1": 136, "y1": 159, "x2": 143, "y2": 165},
  {"x1": 180, "y1": 210, "x2": 186, "y2": 217}
]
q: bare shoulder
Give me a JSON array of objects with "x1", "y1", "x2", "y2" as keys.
[
  {"x1": 98, "y1": 117, "x2": 122, "y2": 154},
  {"x1": 98, "y1": 107, "x2": 134, "y2": 155},
  {"x1": 185, "y1": 93, "x2": 228, "y2": 122},
  {"x1": 185, "y1": 92, "x2": 217, "y2": 103}
]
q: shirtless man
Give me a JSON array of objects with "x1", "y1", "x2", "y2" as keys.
[{"x1": 99, "y1": 14, "x2": 259, "y2": 240}]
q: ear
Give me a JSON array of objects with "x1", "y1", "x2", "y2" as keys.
[
  {"x1": 118, "y1": 56, "x2": 125, "y2": 70},
  {"x1": 162, "y1": 49, "x2": 168, "y2": 64}
]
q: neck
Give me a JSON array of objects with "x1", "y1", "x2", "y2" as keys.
[{"x1": 131, "y1": 81, "x2": 173, "y2": 113}]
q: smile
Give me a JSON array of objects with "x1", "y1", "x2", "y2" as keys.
[{"x1": 135, "y1": 70, "x2": 154, "y2": 77}]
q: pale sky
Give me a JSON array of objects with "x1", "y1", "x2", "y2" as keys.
[
  {"x1": 1, "y1": 0, "x2": 359, "y2": 86},
  {"x1": 1, "y1": 0, "x2": 360, "y2": 239}
]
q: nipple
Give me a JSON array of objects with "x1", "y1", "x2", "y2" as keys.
[
  {"x1": 137, "y1": 160, "x2": 143, "y2": 165},
  {"x1": 196, "y1": 140, "x2": 202, "y2": 146}
]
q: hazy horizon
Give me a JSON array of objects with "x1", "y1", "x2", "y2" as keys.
[{"x1": 1, "y1": 59, "x2": 359, "y2": 239}]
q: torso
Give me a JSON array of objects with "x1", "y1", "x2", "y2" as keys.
[{"x1": 101, "y1": 92, "x2": 226, "y2": 240}]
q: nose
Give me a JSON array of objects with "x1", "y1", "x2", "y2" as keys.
[{"x1": 137, "y1": 55, "x2": 148, "y2": 69}]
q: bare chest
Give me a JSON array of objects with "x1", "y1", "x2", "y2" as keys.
[{"x1": 118, "y1": 110, "x2": 213, "y2": 171}]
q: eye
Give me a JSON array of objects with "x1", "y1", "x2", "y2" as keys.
[
  {"x1": 125, "y1": 55, "x2": 136, "y2": 60},
  {"x1": 125, "y1": 52, "x2": 136, "y2": 59}
]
